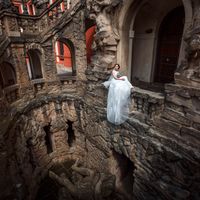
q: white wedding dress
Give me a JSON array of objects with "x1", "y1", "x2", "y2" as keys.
[{"x1": 103, "y1": 70, "x2": 133, "y2": 125}]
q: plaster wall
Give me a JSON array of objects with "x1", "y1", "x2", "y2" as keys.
[{"x1": 117, "y1": 0, "x2": 192, "y2": 83}]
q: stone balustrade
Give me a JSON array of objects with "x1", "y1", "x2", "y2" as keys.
[
  {"x1": 31, "y1": 78, "x2": 45, "y2": 93},
  {"x1": 0, "y1": 76, "x2": 77, "y2": 105},
  {"x1": 3, "y1": 84, "x2": 20, "y2": 103},
  {"x1": 0, "y1": 0, "x2": 69, "y2": 36},
  {"x1": 131, "y1": 87, "x2": 165, "y2": 119},
  {"x1": 59, "y1": 75, "x2": 77, "y2": 93}
]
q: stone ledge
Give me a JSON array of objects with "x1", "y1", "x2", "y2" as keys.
[
  {"x1": 58, "y1": 74, "x2": 77, "y2": 81},
  {"x1": 31, "y1": 78, "x2": 45, "y2": 84},
  {"x1": 3, "y1": 84, "x2": 19, "y2": 93},
  {"x1": 132, "y1": 87, "x2": 164, "y2": 104}
]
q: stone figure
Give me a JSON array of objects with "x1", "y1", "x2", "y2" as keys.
[
  {"x1": 86, "y1": 0, "x2": 121, "y2": 70},
  {"x1": 49, "y1": 159, "x2": 116, "y2": 200},
  {"x1": 176, "y1": 33, "x2": 200, "y2": 86},
  {"x1": 189, "y1": 34, "x2": 200, "y2": 59}
]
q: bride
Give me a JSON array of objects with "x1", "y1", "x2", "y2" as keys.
[{"x1": 103, "y1": 64, "x2": 133, "y2": 125}]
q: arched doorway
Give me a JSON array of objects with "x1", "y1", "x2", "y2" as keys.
[
  {"x1": 26, "y1": 49, "x2": 43, "y2": 80},
  {"x1": 154, "y1": 6, "x2": 185, "y2": 83},
  {"x1": 0, "y1": 62, "x2": 16, "y2": 88},
  {"x1": 117, "y1": 0, "x2": 192, "y2": 89},
  {"x1": 130, "y1": 0, "x2": 185, "y2": 86}
]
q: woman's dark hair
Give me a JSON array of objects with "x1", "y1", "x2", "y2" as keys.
[{"x1": 113, "y1": 64, "x2": 120, "y2": 70}]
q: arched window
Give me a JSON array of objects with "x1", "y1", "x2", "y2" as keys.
[
  {"x1": 0, "y1": 62, "x2": 16, "y2": 88},
  {"x1": 55, "y1": 39, "x2": 75, "y2": 75},
  {"x1": 26, "y1": 49, "x2": 43, "y2": 80},
  {"x1": 86, "y1": 25, "x2": 96, "y2": 64},
  {"x1": 12, "y1": 1, "x2": 23, "y2": 14}
]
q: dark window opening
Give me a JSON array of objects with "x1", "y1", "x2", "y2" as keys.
[
  {"x1": 44, "y1": 124, "x2": 53, "y2": 154},
  {"x1": 27, "y1": 49, "x2": 43, "y2": 80},
  {"x1": 26, "y1": 137, "x2": 36, "y2": 170},
  {"x1": 67, "y1": 120, "x2": 75, "y2": 147},
  {"x1": 0, "y1": 62, "x2": 16, "y2": 88},
  {"x1": 111, "y1": 150, "x2": 135, "y2": 200}
]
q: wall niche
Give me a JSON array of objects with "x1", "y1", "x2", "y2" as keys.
[{"x1": 109, "y1": 149, "x2": 135, "y2": 200}]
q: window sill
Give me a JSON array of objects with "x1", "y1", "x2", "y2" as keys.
[
  {"x1": 58, "y1": 74, "x2": 76, "y2": 81},
  {"x1": 31, "y1": 78, "x2": 45, "y2": 84},
  {"x1": 3, "y1": 84, "x2": 20, "y2": 93}
]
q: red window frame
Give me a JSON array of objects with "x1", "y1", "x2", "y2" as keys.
[
  {"x1": 55, "y1": 41, "x2": 72, "y2": 68},
  {"x1": 12, "y1": 1, "x2": 23, "y2": 14},
  {"x1": 60, "y1": 2, "x2": 65, "y2": 12},
  {"x1": 26, "y1": 0, "x2": 35, "y2": 15}
]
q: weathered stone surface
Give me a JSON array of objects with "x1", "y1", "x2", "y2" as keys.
[
  {"x1": 0, "y1": 0, "x2": 200, "y2": 200},
  {"x1": 162, "y1": 108, "x2": 191, "y2": 126}
]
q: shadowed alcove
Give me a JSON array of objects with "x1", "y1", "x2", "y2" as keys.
[{"x1": 110, "y1": 150, "x2": 135, "y2": 200}]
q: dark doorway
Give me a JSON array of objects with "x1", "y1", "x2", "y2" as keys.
[
  {"x1": 111, "y1": 150, "x2": 135, "y2": 200},
  {"x1": 43, "y1": 124, "x2": 53, "y2": 154},
  {"x1": 67, "y1": 120, "x2": 75, "y2": 147},
  {"x1": 0, "y1": 62, "x2": 16, "y2": 88},
  {"x1": 154, "y1": 6, "x2": 185, "y2": 83}
]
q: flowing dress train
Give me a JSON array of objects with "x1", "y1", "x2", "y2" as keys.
[{"x1": 103, "y1": 70, "x2": 133, "y2": 125}]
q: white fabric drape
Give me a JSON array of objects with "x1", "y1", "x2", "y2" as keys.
[{"x1": 103, "y1": 70, "x2": 133, "y2": 125}]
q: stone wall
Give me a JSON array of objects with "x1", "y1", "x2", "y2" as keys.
[
  {"x1": 82, "y1": 87, "x2": 200, "y2": 199},
  {"x1": 0, "y1": 94, "x2": 86, "y2": 199},
  {"x1": 0, "y1": 0, "x2": 200, "y2": 199},
  {"x1": 82, "y1": 0, "x2": 200, "y2": 199}
]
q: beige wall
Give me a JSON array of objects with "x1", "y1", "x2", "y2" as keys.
[{"x1": 117, "y1": 0, "x2": 193, "y2": 83}]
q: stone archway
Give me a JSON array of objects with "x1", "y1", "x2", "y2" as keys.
[{"x1": 117, "y1": 0, "x2": 193, "y2": 84}]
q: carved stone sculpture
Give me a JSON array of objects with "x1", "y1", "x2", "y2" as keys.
[
  {"x1": 49, "y1": 159, "x2": 116, "y2": 200},
  {"x1": 175, "y1": 32, "x2": 200, "y2": 86},
  {"x1": 86, "y1": 0, "x2": 122, "y2": 71}
]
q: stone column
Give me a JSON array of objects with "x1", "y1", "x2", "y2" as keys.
[{"x1": 128, "y1": 30, "x2": 135, "y2": 80}]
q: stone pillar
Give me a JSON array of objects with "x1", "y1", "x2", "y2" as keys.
[{"x1": 128, "y1": 30, "x2": 135, "y2": 80}]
